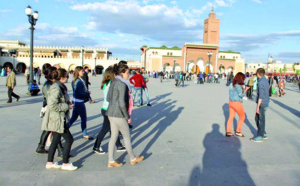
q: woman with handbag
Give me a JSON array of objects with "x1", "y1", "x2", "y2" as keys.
[
  {"x1": 42, "y1": 68, "x2": 77, "y2": 171},
  {"x1": 106, "y1": 63, "x2": 144, "y2": 167},
  {"x1": 68, "y1": 66, "x2": 93, "y2": 140},
  {"x1": 226, "y1": 72, "x2": 250, "y2": 137}
]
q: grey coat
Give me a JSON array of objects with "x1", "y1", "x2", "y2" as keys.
[
  {"x1": 106, "y1": 78, "x2": 130, "y2": 120},
  {"x1": 41, "y1": 82, "x2": 69, "y2": 133}
]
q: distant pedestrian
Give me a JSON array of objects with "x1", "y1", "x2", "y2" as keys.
[
  {"x1": 251, "y1": 68, "x2": 270, "y2": 142},
  {"x1": 6, "y1": 66, "x2": 20, "y2": 103},
  {"x1": 174, "y1": 72, "x2": 179, "y2": 87},
  {"x1": 178, "y1": 72, "x2": 184, "y2": 87},
  {"x1": 129, "y1": 69, "x2": 146, "y2": 107},
  {"x1": 36, "y1": 67, "x2": 41, "y2": 85},
  {"x1": 106, "y1": 63, "x2": 144, "y2": 167},
  {"x1": 226, "y1": 72, "x2": 250, "y2": 137},
  {"x1": 278, "y1": 76, "x2": 286, "y2": 97},
  {"x1": 30, "y1": 80, "x2": 40, "y2": 96},
  {"x1": 159, "y1": 71, "x2": 164, "y2": 83},
  {"x1": 141, "y1": 68, "x2": 151, "y2": 106}
]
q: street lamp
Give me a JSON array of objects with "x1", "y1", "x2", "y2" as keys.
[
  {"x1": 207, "y1": 51, "x2": 212, "y2": 73},
  {"x1": 173, "y1": 59, "x2": 176, "y2": 73},
  {"x1": 94, "y1": 57, "x2": 97, "y2": 76},
  {"x1": 25, "y1": 5, "x2": 38, "y2": 92},
  {"x1": 81, "y1": 46, "x2": 84, "y2": 67}
]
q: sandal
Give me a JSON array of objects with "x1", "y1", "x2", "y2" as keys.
[
  {"x1": 226, "y1": 132, "x2": 234, "y2": 137},
  {"x1": 235, "y1": 132, "x2": 245, "y2": 137}
]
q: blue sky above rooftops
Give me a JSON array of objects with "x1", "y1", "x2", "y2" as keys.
[{"x1": 0, "y1": 0, "x2": 299, "y2": 63}]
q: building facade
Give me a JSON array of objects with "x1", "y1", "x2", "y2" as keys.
[
  {"x1": 141, "y1": 10, "x2": 245, "y2": 74},
  {"x1": 0, "y1": 40, "x2": 119, "y2": 74}
]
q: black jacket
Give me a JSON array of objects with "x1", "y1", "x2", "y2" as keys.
[{"x1": 82, "y1": 72, "x2": 90, "y2": 89}]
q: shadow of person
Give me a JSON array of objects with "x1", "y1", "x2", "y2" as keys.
[
  {"x1": 188, "y1": 166, "x2": 201, "y2": 186},
  {"x1": 271, "y1": 98, "x2": 300, "y2": 118},
  {"x1": 200, "y1": 124, "x2": 255, "y2": 186},
  {"x1": 222, "y1": 103, "x2": 237, "y2": 133},
  {"x1": 244, "y1": 113, "x2": 256, "y2": 136}
]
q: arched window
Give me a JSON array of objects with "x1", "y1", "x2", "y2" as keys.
[
  {"x1": 170, "y1": 52, "x2": 173, "y2": 56},
  {"x1": 167, "y1": 52, "x2": 169, "y2": 55},
  {"x1": 233, "y1": 56, "x2": 235, "y2": 59}
]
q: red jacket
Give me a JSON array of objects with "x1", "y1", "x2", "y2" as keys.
[{"x1": 129, "y1": 74, "x2": 146, "y2": 88}]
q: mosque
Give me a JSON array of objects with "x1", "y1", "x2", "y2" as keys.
[{"x1": 140, "y1": 9, "x2": 245, "y2": 74}]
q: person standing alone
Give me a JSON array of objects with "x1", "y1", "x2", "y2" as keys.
[{"x1": 6, "y1": 66, "x2": 20, "y2": 103}]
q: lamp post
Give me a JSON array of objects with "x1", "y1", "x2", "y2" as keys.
[
  {"x1": 12, "y1": 54, "x2": 16, "y2": 70},
  {"x1": 25, "y1": 5, "x2": 38, "y2": 92},
  {"x1": 207, "y1": 51, "x2": 212, "y2": 73},
  {"x1": 81, "y1": 46, "x2": 84, "y2": 67},
  {"x1": 173, "y1": 59, "x2": 176, "y2": 73},
  {"x1": 94, "y1": 57, "x2": 97, "y2": 76}
]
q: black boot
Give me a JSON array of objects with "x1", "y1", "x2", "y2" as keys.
[{"x1": 36, "y1": 144, "x2": 48, "y2": 154}]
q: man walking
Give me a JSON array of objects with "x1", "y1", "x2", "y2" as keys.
[
  {"x1": 6, "y1": 66, "x2": 20, "y2": 103},
  {"x1": 141, "y1": 68, "x2": 151, "y2": 106},
  {"x1": 36, "y1": 67, "x2": 41, "y2": 85},
  {"x1": 82, "y1": 66, "x2": 95, "y2": 103},
  {"x1": 251, "y1": 68, "x2": 269, "y2": 142},
  {"x1": 129, "y1": 69, "x2": 146, "y2": 107},
  {"x1": 174, "y1": 71, "x2": 179, "y2": 87},
  {"x1": 178, "y1": 71, "x2": 184, "y2": 87}
]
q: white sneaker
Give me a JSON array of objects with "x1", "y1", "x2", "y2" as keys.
[
  {"x1": 61, "y1": 163, "x2": 78, "y2": 171},
  {"x1": 46, "y1": 162, "x2": 61, "y2": 169}
]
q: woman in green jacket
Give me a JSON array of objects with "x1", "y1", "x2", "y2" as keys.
[{"x1": 42, "y1": 68, "x2": 77, "y2": 171}]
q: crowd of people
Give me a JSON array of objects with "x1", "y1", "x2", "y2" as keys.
[
  {"x1": 35, "y1": 61, "x2": 147, "y2": 171},
  {"x1": 2, "y1": 61, "x2": 299, "y2": 171}
]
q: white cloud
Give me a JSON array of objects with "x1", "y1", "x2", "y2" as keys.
[
  {"x1": 215, "y1": 0, "x2": 228, "y2": 7},
  {"x1": 252, "y1": 0, "x2": 262, "y2": 4},
  {"x1": 0, "y1": 9, "x2": 12, "y2": 13},
  {"x1": 221, "y1": 30, "x2": 300, "y2": 52}
]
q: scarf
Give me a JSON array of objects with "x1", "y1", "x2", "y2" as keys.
[{"x1": 115, "y1": 75, "x2": 131, "y2": 92}]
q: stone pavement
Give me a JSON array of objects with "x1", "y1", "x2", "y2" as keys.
[{"x1": 0, "y1": 75, "x2": 299, "y2": 186}]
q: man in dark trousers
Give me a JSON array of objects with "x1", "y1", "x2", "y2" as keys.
[
  {"x1": 82, "y1": 66, "x2": 95, "y2": 103},
  {"x1": 251, "y1": 68, "x2": 270, "y2": 143},
  {"x1": 6, "y1": 66, "x2": 20, "y2": 103}
]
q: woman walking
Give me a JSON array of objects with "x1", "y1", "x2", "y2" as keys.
[
  {"x1": 93, "y1": 66, "x2": 126, "y2": 154},
  {"x1": 42, "y1": 68, "x2": 77, "y2": 171},
  {"x1": 68, "y1": 66, "x2": 93, "y2": 140},
  {"x1": 278, "y1": 76, "x2": 286, "y2": 97},
  {"x1": 36, "y1": 65, "x2": 65, "y2": 158},
  {"x1": 226, "y1": 72, "x2": 250, "y2": 137},
  {"x1": 106, "y1": 63, "x2": 144, "y2": 167}
]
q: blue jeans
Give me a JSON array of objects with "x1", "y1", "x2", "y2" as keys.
[
  {"x1": 178, "y1": 80, "x2": 184, "y2": 87},
  {"x1": 255, "y1": 106, "x2": 268, "y2": 137},
  {"x1": 132, "y1": 87, "x2": 142, "y2": 106},
  {"x1": 142, "y1": 86, "x2": 150, "y2": 104},
  {"x1": 69, "y1": 102, "x2": 88, "y2": 136}
]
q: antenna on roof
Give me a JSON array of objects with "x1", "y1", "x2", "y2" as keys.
[{"x1": 211, "y1": 5, "x2": 214, "y2": 12}]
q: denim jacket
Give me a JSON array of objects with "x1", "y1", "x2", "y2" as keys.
[{"x1": 229, "y1": 84, "x2": 245, "y2": 102}]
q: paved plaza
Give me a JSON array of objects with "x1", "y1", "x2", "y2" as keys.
[{"x1": 0, "y1": 75, "x2": 299, "y2": 186}]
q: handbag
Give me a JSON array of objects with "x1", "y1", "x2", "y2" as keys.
[{"x1": 272, "y1": 87, "x2": 276, "y2": 95}]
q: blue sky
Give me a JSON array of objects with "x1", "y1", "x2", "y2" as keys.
[{"x1": 0, "y1": 0, "x2": 299, "y2": 63}]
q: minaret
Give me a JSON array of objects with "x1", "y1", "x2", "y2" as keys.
[{"x1": 203, "y1": 7, "x2": 220, "y2": 45}]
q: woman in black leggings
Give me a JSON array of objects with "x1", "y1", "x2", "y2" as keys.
[
  {"x1": 93, "y1": 66, "x2": 125, "y2": 154},
  {"x1": 42, "y1": 68, "x2": 77, "y2": 171}
]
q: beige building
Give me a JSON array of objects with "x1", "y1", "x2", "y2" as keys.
[
  {"x1": 245, "y1": 61, "x2": 297, "y2": 75},
  {"x1": 141, "y1": 9, "x2": 245, "y2": 74},
  {"x1": 0, "y1": 40, "x2": 119, "y2": 74}
]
